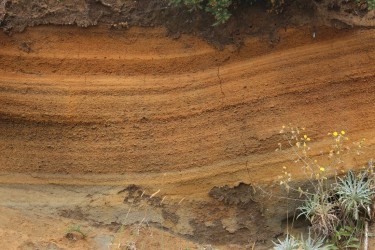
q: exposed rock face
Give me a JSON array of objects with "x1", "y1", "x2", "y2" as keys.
[{"x1": 0, "y1": 2, "x2": 374, "y2": 247}]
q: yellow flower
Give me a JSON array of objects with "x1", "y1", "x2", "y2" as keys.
[
  {"x1": 341, "y1": 130, "x2": 346, "y2": 135},
  {"x1": 302, "y1": 134, "x2": 311, "y2": 141},
  {"x1": 320, "y1": 167, "x2": 325, "y2": 172},
  {"x1": 333, "y1": 131, "x2": 338, "y2": 137}
]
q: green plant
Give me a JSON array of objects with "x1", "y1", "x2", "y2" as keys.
[
  {"x1": 169, "y1": 0, "x2": 285, "y2": 25},
  {"x1": 171, "y1": 0, "x2": 205, "y2": 11},
  {"x1": 300, "y1": 233, "x2": 331, "y2": 250},
  {"x1": 369, "y1": 0, "x2": 375, "y2": 10},
  {"x1": 273, "y1": 234, "x2": 330, "y2": 250},
  {"x1": 335, "y1": 171, "x2": 374, "y2": 221},
  {"x1": 358, "y1": 0, "x2": 375, "y2": 10},
  {"x1": 206, "y1": 0, "x2": 233, "y2": 26},
  {"x1": 331, "y1": 225, "x2": 361, "y2": 249},
  {"x1": 273, "y1": 235, "x2": 299, "y2": 250},
  {"x1": 170, "y1": 0, "x2": 232, "y2": 25},
  {"x1": 298, "y1": 194, "x2": 338, "y2": 236},
  {"x1": 277, "y1": 126, "x2": 374, "y2": 248},
  {"x1": 172, "y1": 0, "x2": 374, "y2": 25}
]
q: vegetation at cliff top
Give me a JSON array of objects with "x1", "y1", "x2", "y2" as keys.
[{"x1": 170, "y1": 0, "x2": 375, "y2": 25}]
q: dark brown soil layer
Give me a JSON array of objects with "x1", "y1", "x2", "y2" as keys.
[{"x1": 1, "y1": 0, "x2": 374, "y2": 46}]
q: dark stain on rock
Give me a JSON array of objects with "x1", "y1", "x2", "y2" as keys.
[
  {"x1": 162, "y1": 209, "x2": 179, "y2": 224},
  {"x1": 122, "y1": 184, "x2": 162, "y2": 207},
  {"x1": 209, "y1": 182, "x2": 256, "y2": 206}
]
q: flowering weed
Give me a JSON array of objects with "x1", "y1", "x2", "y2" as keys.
[{"x1": 276, "y1": 125, "x2": 374, "y2": 248}]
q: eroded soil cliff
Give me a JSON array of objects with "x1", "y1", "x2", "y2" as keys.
[{"x1": 0, "y1": 0, "x2": 375, "y2": 249}]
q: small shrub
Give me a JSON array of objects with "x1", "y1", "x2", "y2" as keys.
[
  {"x1": 335, "y1": 170, "x2": 374, "y2": 221},
  {"x1": 331, "y1": 225, "x2": 361, "y2": 249},
  {"x1": 170, "y1": 0, "x2": 233, "y2": 25},
  {"x1": 298, "y1": 194, "x2": 338, "y2": 236},
  {"x1": 205, "y1": 0, "x2": 233, "y2": 26},
  {"x1": 273, "y1": 234, "x2": 330, "y2": 250},
  {"x1": 359, "y1": 0, "x2": 375, "y2": 10},
  {"x1": 369, "y1": 0, "x2": 375, "y2": 10},
  {"x1": 277, "y1": 126, "x2": 374, "y2": 248},
  {"x1": 273, "y1": 235, "x2": 299, "y2": 250},
  {"x1": 300, "y1": 233, "x2": 331, "y2": 250},
  {"x1": 171, "y1": 0, "x2": 374, "y2": 25},
  {"x1": 169, "y1": 0, "x2": 285, "y2": 25}
]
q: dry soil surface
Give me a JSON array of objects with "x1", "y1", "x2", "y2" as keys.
[{"x1": 0, "y1": 23, "x2": 375, "y2": 249}]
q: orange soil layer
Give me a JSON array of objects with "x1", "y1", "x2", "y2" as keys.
[{"x1": 0, "y1": 26, "x2": 374, "y2": 196}]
